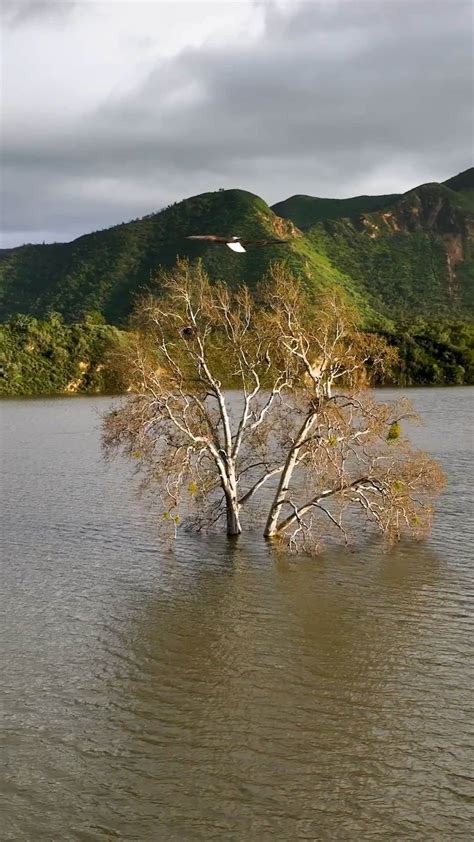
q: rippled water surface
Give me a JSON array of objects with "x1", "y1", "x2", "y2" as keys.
[{"x1": 1, "y1": 389, "x2": 473, "y2": 840}]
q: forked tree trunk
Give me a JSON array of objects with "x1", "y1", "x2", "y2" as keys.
[
  {"x1": 264, "y1": 451, "x2": 298, "y2": 538},
  {"x1": 264, "y1": 411, "x2": 317, "y2": 539}
]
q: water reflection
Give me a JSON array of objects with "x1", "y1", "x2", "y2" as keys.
[{"x1": 75, "y1": 537, "x2": 466, "y2": 840}]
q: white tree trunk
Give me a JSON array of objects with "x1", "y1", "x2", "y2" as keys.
[
  {"x1": 226, "y1": 496, "x2": 242, "y2": 536},
  {"x1": 224, "y1": 462, "x2": 242, "y2": 536},
  {"x1": 264, "y1": 411, "x2": 317, "y2": 538}
]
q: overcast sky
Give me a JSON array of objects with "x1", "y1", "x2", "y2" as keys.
[{"x1": 1, "y1": 0, "x2": 472, "y2": 247}]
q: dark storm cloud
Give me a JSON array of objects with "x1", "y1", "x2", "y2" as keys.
[{"x1": 2, "y1": 0, "x2": 472, "y2": 245}]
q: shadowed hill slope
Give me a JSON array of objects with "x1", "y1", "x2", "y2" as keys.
[
  {"x1": 271, "y1": 192, "x2": 401, "y2": 228},
  {"x1": 443, "y1": 167, "x2": 474, "y2": 193}
]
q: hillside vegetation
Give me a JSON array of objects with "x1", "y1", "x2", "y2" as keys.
[
  {"x1": 279, "y1": 170, "x2": 474, "y2": 321},
  {"x1": 0, "y1": 168, "x2": 473, "y2": 393},
  {"x1": 0, "y1": 313, "x2": 127, "y2": 396}
]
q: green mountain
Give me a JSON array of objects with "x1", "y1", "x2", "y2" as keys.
[
  {"x1": 272, "y1": 168, "x2": 474, "y2": 227},
  {"x1": 1, "y1": 169, "x2": 473, "y2": 394},
  {"x1": 0, "y1": 188, "x2": 361, "y2": 325},
  {"x1": 0, "y1": 169, "x2": 473, "y2": 327},
  {"x1": 271, "y1": 192, "x2": 401, "y2": 228},
  {"x1": 305, "y1": 179, "x2": 474, "y2": 319}
]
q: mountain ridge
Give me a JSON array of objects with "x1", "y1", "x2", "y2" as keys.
[{"x1": 0, "y1": 168, "x2": 472, "y2": 327}]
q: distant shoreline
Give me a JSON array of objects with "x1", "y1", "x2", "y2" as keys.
[{"x1": 1, "y1": 383, "x2": 473, "y2": 401}]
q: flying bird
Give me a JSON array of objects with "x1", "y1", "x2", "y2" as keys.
[{"x1": 186, "y1": 235, "x2": 287, "y2": 253}]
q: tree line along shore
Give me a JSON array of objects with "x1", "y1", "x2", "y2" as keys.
[{"x1": 1, "y1": 310, "x2": 473, "y2": 397}]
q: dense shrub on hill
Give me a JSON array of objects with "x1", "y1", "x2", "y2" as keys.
[
  {"x1": 0, "y1": 313, "x2": 127, "y2": 396},
  {"x1": 381, "y1": 320, "x2": 474, "y2": 386}
]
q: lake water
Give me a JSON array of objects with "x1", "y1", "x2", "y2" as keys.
[{"x1": 1, "y1": 389, "x2": 473, "y2": 840}]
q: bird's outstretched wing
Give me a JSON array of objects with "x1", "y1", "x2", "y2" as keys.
[
  {"x1": 241, "y1": 239, "x2": 288, "y2": 247},
  {"x1": 186, "y1": 235, "x2": 229, "y2": 243},
  {"x1": 186, "y1": 235, "x2": 288, "y2": 252}
]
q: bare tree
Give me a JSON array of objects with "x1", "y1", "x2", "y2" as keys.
[
  {"x1": 103, "y1": 259, "x2": 291, "y2": 536},
  {"x1": 103, "y1": 260, "x2": 444, "y2": 551},
  {"x1": 260, "y1": 267, "x2": 445, "y2": 550}
]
